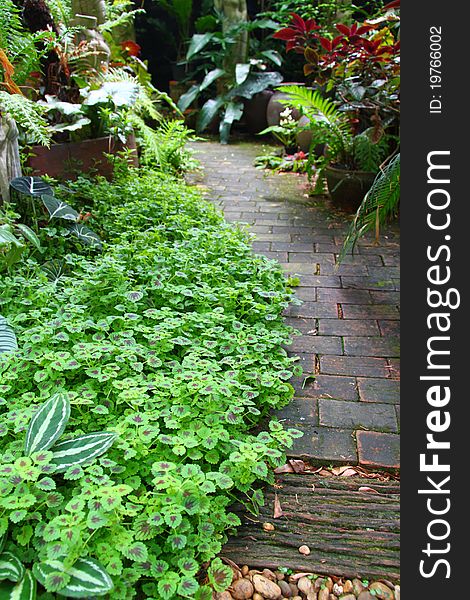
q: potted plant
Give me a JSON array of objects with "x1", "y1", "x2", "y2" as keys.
[
  {"x1": 279, "y1": 85, "x2": 391, "y2": 208},
  {"x1": 177, "y1": 16, "x2": 283, "y2": 142}
]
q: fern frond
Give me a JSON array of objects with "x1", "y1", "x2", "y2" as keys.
[
  {"x1": 337, "y1": 153, "x2": 400, "y2": 264},
  {"x1": 0, "y1": 92, "x2": 51, "y2": 146}
]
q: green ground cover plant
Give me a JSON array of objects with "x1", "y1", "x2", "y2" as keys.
[{"x1": 0, "y1": 161, "x2": 301, "y2": 599}]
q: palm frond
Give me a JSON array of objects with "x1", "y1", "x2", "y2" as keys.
[{"x1": 337, "y1": 153, "x2": 400, "y2": 264}]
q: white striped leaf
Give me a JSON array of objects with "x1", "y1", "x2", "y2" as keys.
[
  {"x1": 9, "y1": 177, "x2": 53, "y2": 198},
  {"x1": 0, "y1": 316, "x2": 17, "y2": 355},
  {"x1": 3, "y1": 570, "x2": 36, "y2": 600},
  {"x1": 50, "y1": 432, "x2": 117, "y2": 472},
  {"x1": 41, "y1": 195, "x2": 79, "y2": 222},
  {"x1": 24, "y1": 394, "x2": 71, "y2": 456},
  {"x1": 32, "y1": 558, "x2": 113, "y2": 597},
  {"x1": 0, "y1": 552, "x2": 24, "y2": 583}
]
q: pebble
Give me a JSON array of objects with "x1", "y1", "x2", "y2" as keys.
[
  {"x1": 314, "y1": 578, "x2": 325, "y2": 592},
  {"x1": 325, "y1": 577, "x2": 333, "y2": 592},
  {"x1": 329, "y1": 595, "x2": 337, "y2": 600},
  {"x1": 318, "y1": 588, "x2": 330, "y2": 600},
  {"x1": 253, "y1": 594, "x2": 263, "y2": 600},
  {"x1": 353, "y1": 579, "x2": 366, "y2": 596},
  {"x1": 368, "y1": 582, "x2": 394, "y2": 600},
  {"x1": 339, "y1": 595, "x2": 356, "y2": 600},
  {"x1": 306, "y1": 592, "x2": 317, "y2": 600},
  {"x1": 332, "y1": 583, "x2": 343, "y2": 595},
  {"x1": 343, "y1": 580, "x2": 354, "y2": 594},
  {"x1": 298, "y1": 545, "x2": 311, "y2": 555},
  {"x1": 263, "y1": 569, "x2": 277, "y2": 581},
  {"x1": 289, "y1": 583, "x2": 298, "y2": 596},
  {"x1": 231, "y1": 578, "x2": 254, "y2": 600},
  {"x1": 297, "y1": 577, "x2": 314, "y2": 595},
  {"x1": 216, "y1": 592, "x2": 233, "y2": 600},
  {"x1": 394, "y1": 585, "x2": 400, "y2": 600},
  {"x1": 357, "y1": 592, "x2": 376, "y2": 600},
  {"x1": 292, "y1": 597, "x2": 302, "y2": 600},
  {"x1": 276, "y1": 571, "x2": 285, "y2": 581},
  {"x1": 252, "y1": 574, "x2": 283, "y2": 600},
  {"x1": 241, "y1": 565, "x2": 249, "y2": 576},
  {"x1": 278, "y1": 580, "x2": 292, "y2": 597}
]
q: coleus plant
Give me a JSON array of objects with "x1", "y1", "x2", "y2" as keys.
[
  {"x1": 0, "y1": 392, "x2": 117, "y2": 598},
  {"x1": 0, "y1": 168, "x2": 302, "y2": 599}
]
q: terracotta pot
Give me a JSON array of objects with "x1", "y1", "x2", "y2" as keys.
[
  {"x1": 325, "y1": 164, "x2": 376, "y2": 211},
  {"x1": 266, "y1": 83, "x2": 304, "y2": 127},
  {"x1": 27, "y1": 135, "x2": 138, "y2": 180},
  {"x1": 243, "y1": 90, "x2": 273, "y2": 134}
]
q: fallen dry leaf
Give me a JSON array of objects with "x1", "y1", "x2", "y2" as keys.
[
  {"x1": 332, "y1": 466, "x2": 354, "y2": 476},
  {"x1": 289, "y1": 459, "x2": 305, "y2": 473},
  {"x1": 290, "y1": 572, "x2": 315, "y2": 582},
  {"x1": 358, "y1": 486, "x2": 380, "y2": 494},
  {"x1": 273, "y1": 493, "x2": 283, "y2": 518},
  {"x1": 274, "y1": 463, "x2": 294, "y2": 474},
  {"x1": 340, "y1": 468, "x2": 358, "y2": 477}
]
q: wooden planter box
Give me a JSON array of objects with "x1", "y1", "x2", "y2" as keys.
[{"x1": 27, "y1": 134, "x2": 138, "y2": 180}]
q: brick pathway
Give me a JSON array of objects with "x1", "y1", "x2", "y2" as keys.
[{"x1": 191, "y1": 140, "x2": 400, "y2": 469}]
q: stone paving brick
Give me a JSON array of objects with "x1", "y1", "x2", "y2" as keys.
[
  {"x1": 276, "y1": 397, "x2": 319, "y2": 426},
  {"x1": 370, "y1": 291, "x2": 401, "y2": 305},
  {"x1": 288, "y1": 426, "x2": 358, "y2": 463},
  {"x1": 341, "y1": 304, "x2": 400, "y2": 320},
  {"x1": 320, "y1": 355, "x2": 389, "y2": 377},
  {"x1": 378, "y1": 320, "x2": 400, "y2": 337},
  {"x1": 288, "y1": 335, "x2": 343, "y2": 355},
  {"x1": 293, "y1": 287, "x2": 317, "y2": 301},
  {"x1": 294, "y1": 275, "x2": 342, "y2": 288},
  {"x1": 283, "y1": 301, "x2": 338, "y2": 319},
  {"x1": 341, "y1": 276, "x2": 396, "y2": 290},
  {"x1": 317, "y1": 288, "x2": 372, "y2": 304},
  {"x1": 396, "y1": 406, "x2": 400, "y2": 429},
  {"x1": 319, "y1": 399, "x2": 398, "y2": 432},
  {"x1": 300, "y1": 374, "x2": 358, "y2": 400},
  {"x1": 387, "y1": 359, "x2": 400, "y2": 379},
  {"x1": 343, "y1": 336, "x2": 400, "y2": 358},
  {"x1": 192, "y1": 140, "x2": 400, "y2": 469},
  {"x1": 288, "y1": 252, "x2": 317, "y2": 263},
  {"x1": 356, "y1": 431, "x2": 400, "y2": 468},
  {"x1": 357, "y1": 377, "x2": 400, "y2": 404},
  {"x1": 319, "y1": 319, "x2": 381, "y2": 337}
]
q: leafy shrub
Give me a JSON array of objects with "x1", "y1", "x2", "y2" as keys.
[{"x1": 0, "y1": 167, "x2": 301, "y2": 599}]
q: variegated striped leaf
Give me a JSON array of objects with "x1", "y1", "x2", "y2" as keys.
[
  {"x1": 0, "y1": 315, "x2": 18, "y2": 355},
  {"x1": 32, "y1": 558, "x2": 113, "y2": 598},
  {"x1": 0, "y1": 552, "x2": 24, "y2": 583},
  {"x1": 24, "y1": 394, "x2": 71, "y2": 456},
  {"x1": 50, "y1": 432, "x2": 117, "y2": 472},
  {"x1": 2, "y1": 570, "x2": 36, "y2": 600}
]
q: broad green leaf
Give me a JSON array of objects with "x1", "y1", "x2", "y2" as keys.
[
  {"x1": 82, "y1": 82, "x2": 139, "y2": 107},
  {"x1": 24, "y1": 393, "x2": 71, "y2": 456},
  {"x1": 0, "y1": 552, "x2": 24, "y2": 583},
  {"x1": 219, "y1": 101, "x2": 244, "y2": 144},
  {"x1": 50, "y1": 118, "x2": 91, "y2": 133},
  {"x1": 9, "y1": 177, "x2": 53, "y2": 198},
  {"x1": 41, "y1": 96, "x2": 83, "y2": 115},
  {"x1": 0, "y1": 225, "x2": 22, "y2": 247},
  {"x1": 15, "y1": 224, "x2": 41, "y2": 249},
  {"x1": 260, "y1": 49, "x2": 282, "y2": 67},
  {"x1": 199, "y1": 68, "x2": 225, "y2": 91},
  {"x1": 41, "y1": 195, "x2": 79, "y2": 221},
  {"x1": 207, "y1": 558, "x2": 232, "y2": 593},
  {"x1": 195, "y1": 585, "x2": 213, "y2": 600},
  {"x1": 230, "y1": 71, "x2": 284, "y2": 100},
  {"x1": 50, "y1": 432, "x2": 117, "y2": 472},
  {"x1": 32, "y1": 558, "x2": 113, "y2": 598},
  {"x1": 196, "y1": 98, "x2": 224, "y2": 133},
  {"x1": 235, "y1": 63, "x2": 250, "y2": 85},
  {"x1": 1, "y1": 570, "x2": 36, "y2": 600},
  {"x1": 177, "y1": 85, "x2": 200, "y2": 112},
  {"x1": 67, "y1": 223, "x2": 102, "y2": 250},
  {"x1": 186, "y1": 33, "x2": 214, "y2": 60},
  {"x1": 0, "y1": 315, "x2": 17, "y2": 354}
]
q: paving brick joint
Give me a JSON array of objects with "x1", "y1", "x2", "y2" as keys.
[{"x1": 191, "y1": 141, "x2": 400, "y2": 469}]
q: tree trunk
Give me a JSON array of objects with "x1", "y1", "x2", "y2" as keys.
[{"x1": 214, "y1": 0, "x2": 248, "y2": 73}]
